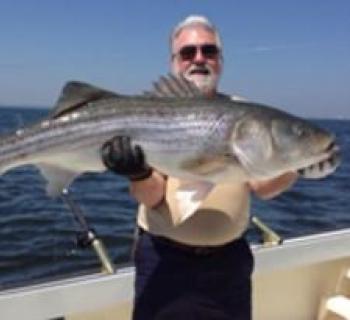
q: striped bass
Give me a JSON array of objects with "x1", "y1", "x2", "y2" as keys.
[{"x1": 0, "y1": 76, "x2": 340, "y2": 213}]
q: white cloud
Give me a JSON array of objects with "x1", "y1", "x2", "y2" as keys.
[{"x1": 240, "y1": 43, "x2": 315, "y2": 53}]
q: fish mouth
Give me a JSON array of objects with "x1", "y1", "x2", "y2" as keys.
[
  {"x1": 324, "y1": 141, "x2": 338, "y2": 154},
  {"x1": 297, "y1": 142, "x2": 341, "y2": 179}
]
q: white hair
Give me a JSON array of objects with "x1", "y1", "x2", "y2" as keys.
[{"x1": 170, "y1": 15, "x2": 222, "y2": 52}]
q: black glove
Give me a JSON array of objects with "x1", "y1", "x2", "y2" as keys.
[{"x1": 101, "y1": 136, "x2": 153, "y2": 181}]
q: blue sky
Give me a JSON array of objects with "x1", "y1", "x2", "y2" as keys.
[{"x1": 0, "y1": 1, "x2": 349, "y2": 118}]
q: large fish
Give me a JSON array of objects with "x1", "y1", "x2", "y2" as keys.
[{"x1": 0, "y1": 75, "x2": 340, "y2": 217}]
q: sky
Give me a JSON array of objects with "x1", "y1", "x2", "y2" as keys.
[{"x1": 0, "y1": 1, "x2": 349, "y2": 118}]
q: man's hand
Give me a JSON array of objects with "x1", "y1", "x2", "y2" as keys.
[
  {"x1": 101, "y1": 136, "x2": 153, "y2": 181},
  {"x1": 248, "y1": 171, "x2": 298, "y2": 200}
]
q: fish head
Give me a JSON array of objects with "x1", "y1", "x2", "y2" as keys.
[
  {"x1": 270, "y1": 117, "x2": 340, "y2": 178},
  {"x1": 230, "y1": 114, "x2": 340, "y2": 179}
]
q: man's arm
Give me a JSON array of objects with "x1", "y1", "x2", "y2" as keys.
[
  {"x1": 131, "y1": 171, "x2": 298, "y2": 207},
  {"x1": 248, "y1": 171, "x2": 298, "y2": 200},
  {"x1": 130, "y1": 172, "x2": 166, "y2": 208},
  {"x1": 101, "y1": 136, "x2": 297, "y2": 205}
]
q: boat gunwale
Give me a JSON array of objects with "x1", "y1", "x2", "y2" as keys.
[{"x1": 1, "y1": 228, "x2": 350, "y2": 320}]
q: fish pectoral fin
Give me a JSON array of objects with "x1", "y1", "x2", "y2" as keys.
[
  {"x1": 172, "y1": 181, "x2": 214, "y2": 225},
  {"x1": 38, "y1": 164, "x2": 81, "y2": 198}
]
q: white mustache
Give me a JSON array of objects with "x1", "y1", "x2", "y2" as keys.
[{"x1": 186, "y1": 64, "x2": 213, "y2": 75}]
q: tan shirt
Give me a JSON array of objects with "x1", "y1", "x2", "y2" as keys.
[{"x1": 137, "y1": 177, "x2": 250, "y2": 246}]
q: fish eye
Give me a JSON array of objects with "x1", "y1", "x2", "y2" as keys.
[{"x1": 292, "y1": 124, "x2": 306, "y2": 137}]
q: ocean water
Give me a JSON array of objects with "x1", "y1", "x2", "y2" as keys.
[{"x1": 0, "y1": 106, "x2": 349, "y2": 289}]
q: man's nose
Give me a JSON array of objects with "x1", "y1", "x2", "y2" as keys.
[{"x1": 193, "y1": 48, "x2": 206, "y2": 63}]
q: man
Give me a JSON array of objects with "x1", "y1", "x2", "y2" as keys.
[{"x1": 102, "y1": 15, "x2": 298, "y2": 320}]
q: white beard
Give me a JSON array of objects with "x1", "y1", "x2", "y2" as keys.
[
  {"x1": 184, "y1": 72, "x2": 219, "y2": 94},
  {"x1": 173, "y1": 63, "x2": 221, "y2": 95}
]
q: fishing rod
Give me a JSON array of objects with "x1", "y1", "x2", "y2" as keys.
[
  {"x1": 61, "y1": 188, "x2": 115, "y2": 274},
  {"x1": 251, "y1": 215, "x2": 283, "y2": 246}
]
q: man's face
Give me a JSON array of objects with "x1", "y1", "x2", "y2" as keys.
[{"x1": 171, "y1": 27, "x2": 222, "y2": 96}]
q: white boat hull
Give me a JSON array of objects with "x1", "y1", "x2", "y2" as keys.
[{"x1": 1, "y1": 228, "x2": 350, "y2": 320}]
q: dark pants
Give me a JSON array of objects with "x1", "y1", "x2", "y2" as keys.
[{"x1": 133, "y1": 230, "x2": 254, "y2": 320}]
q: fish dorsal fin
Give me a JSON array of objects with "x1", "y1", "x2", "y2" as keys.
[
  {"x1": 50, "y1": 81, "x2": 121, "y2": 119},
  {"x1": 144, "y1": 74, "x2": 203, "y2": 98}
]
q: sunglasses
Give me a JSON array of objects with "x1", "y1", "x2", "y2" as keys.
[{"x1": 176, "y1": 44, "x2": 220, "y2": 61}]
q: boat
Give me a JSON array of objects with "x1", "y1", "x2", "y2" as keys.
[{"x1": 1, "y1": 224, "x2": 350, "y2": 320}]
